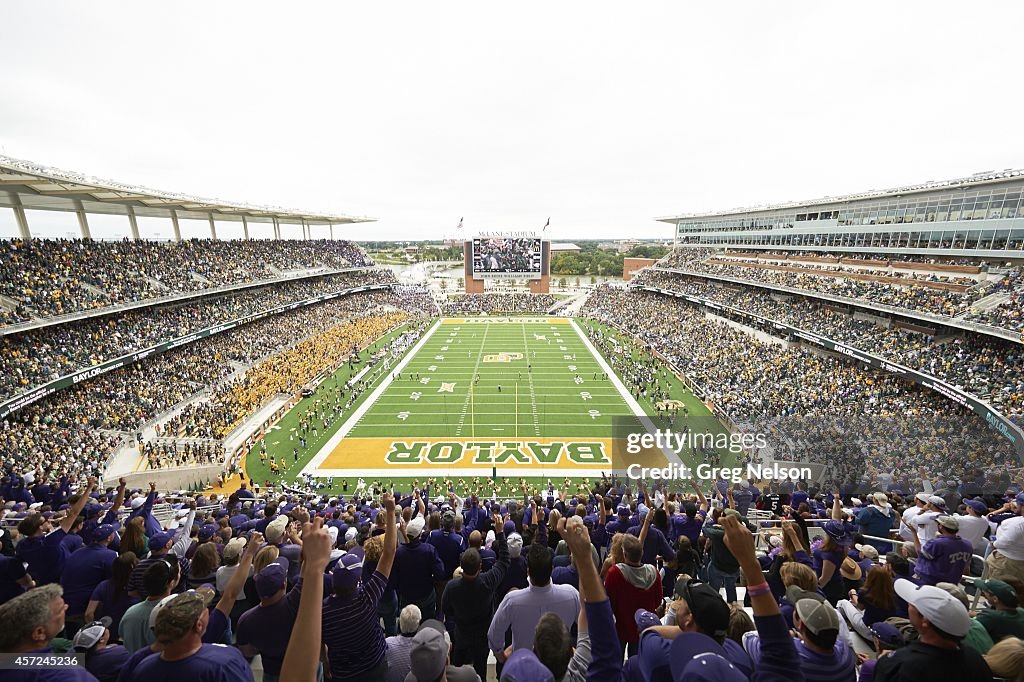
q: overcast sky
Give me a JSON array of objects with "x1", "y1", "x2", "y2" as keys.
[{"x1": 2, "y1": 2, "x2": 1022, "y2": 242}]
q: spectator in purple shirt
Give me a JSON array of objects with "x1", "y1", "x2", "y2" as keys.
[
  {"x1": 322, "y1": 492, "x2": 397, "y2": 681},
  {"x1": 61, "y1": 523, "x2": 118, "y2": 635},
  {"x1": 235, "y1": 553, "x2": 305, "y2": 681},
  {"x1": 909, "y1": 515, "x2": 974, "y2": 586},
  {"x1": 72, "y1": 618, "x2": 130, "y2": 682},
  {"x1": 428, "y1": 510, "x2": 466, "y2": 580},
  {"x1": 85, "y1": 553, "x2": 140, "y2": 639},
  {"x1": 16, "y1": 476, "x2": 97, "y2": 586},
  {"x1": 0, "y1": 550, "x2": 35, "y2": 605},
  {"x1": 393, "y1": 516, "x2": 444, "y2": 619}
]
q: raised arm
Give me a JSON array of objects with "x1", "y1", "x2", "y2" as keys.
[
  {"x1": 280, "y1": 519, "x2": 330, "y2": 682},
  {"x1": 638, "y1": 498, "x2": 654, "y2": 547},
  {"x1": 690, "y1": 479, "x2": 708, "y2": 510},
  {"x1": 377, "y1": 493, "x2": 397, "y2": 578},
  {"x1": 721, "y1": 514, "x2": 804, "y2": 682},
  {"x1": 102, "y1": 478, "x2": 128, "y2": 525},
  {"x1": 831, "y1": 490, "x2": 843, "y2": 521},
  {"x1": 60, "y1": 476, "x2": 97, "y2": 534},
  {"x1": 217, "y1": 532, "x2": 262, "y2": 617}
]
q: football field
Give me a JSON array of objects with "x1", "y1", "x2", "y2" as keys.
[{"x1": 303, "y1": 317, "x2": 689, "y2": 479}]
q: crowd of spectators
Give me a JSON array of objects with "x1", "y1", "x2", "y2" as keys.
[
  {"x1": 965, "y1": 267, "x2": 1024, "y2": 331},
  {"x1": 2, "y1": 469, "x2": 1023, "y2": 681},
  {"x1": 141, "y1": 440, "x2": 223, "y2": 471},
  {"x1": 0, "y1": 269, "x2": 397, "y2": 402},
  {"x1": 442, "y1": 293, "x2": 557, "y2": 315},
  {"x1": 161, "y1": 311, "x2": 409, "y2": 442},
  {"x1": 657, "y1": 249, "x2": 1024, "y2": 332},
  {"x1": 1, "y1": 287, "x2": 432, "y2": 485},
  {"x1": 581, "y1": 286, "x2": 1020, "y2": 486},
  {"x1": 0, "y1": 238, "x2": 373, "y2": 321},
  {"x1": 634, "y1": 270, "x2": 1024, "y2": 428}
]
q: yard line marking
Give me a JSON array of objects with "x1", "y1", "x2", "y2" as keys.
[
  {"x1": 521, "y1": 323, "x2": 542, "y2": 436},
  {"x1": 569, "y1": 318, "x2": 684, "y2": 467},
  {"x1": 302, "y1": 319, "x2": 441, "y2": 474},
  {"x1": 455, "y1": 323, "x2": 490, "y2": 437}
]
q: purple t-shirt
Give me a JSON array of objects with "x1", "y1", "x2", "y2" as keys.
[
  {"x1": 235, "y1": 580, "x2": 304, "y2": 675},
  {"x1": 202, "y1": 608, "x2": 231, "y2": 645},
  {"x1": 129, "y1": 643, "x2": 253, "y2": 681},
  {"x1": 90, "y1": 579, "x2": 141, "y2": 637},
  {"x1": 85, "y1": 644, "x2": 131, "y2": 682},
  {"x1": 0, "y1": 554, "x2": 28, "y2": 605},
  {"x1": 61, "y1": 544, "x2": 117, "y2": 615},
  {"x1": 116, "y1": 646, "x2": 157, "y2": 682},
  {"x1": 812, "y1": 548, "x2": 846, "y2": 587},
  {"x1": 16, "y1": 528, "x2": 69, "y2": 585},
  {"x1": 916, "y1": 535, "x2": 974, "y2": 585}
]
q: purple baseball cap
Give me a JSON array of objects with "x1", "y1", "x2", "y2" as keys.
[
  {"x1": 331, "y1": 553, "x2": 362, "y2": 593},
  {"x1": 499, "y1": 648, "x2": 554, "y2": 682},
  {"x1": 670, "y1": 633, "x2": 746, "y2": 682},
  {"x1": 254, "y1": 557, "x2": 290, "y2": 598},
  {"x1": 91, "y1": 524, "x2": 117, "y2": 543},
  {"x1": 964, "y1": 499, "x2": 988, "y2": 515},
  {"x1": 150, "y1": 530, "x2": 175, "y2": 550},
  {"x1": 635, "y1": 608, "x2": 660, "y2": 633}
]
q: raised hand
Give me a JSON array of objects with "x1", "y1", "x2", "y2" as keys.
[
  {"x1": 246, "y1": 532, "x2": 265, "y2": 557},
  {"x1": 300, "y1": 518, "x2": 332, "y2": 573},
  {"x1": 720, "y1": 514, "x2": 756, "y2": 564}
]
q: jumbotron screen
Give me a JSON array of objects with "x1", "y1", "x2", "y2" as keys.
[{"x1": 471, "y1": 237, "x2": 543, "y2": 279}]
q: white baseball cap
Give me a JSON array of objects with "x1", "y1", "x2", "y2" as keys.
[
  {"x1": 894, "y1": 579, "x2": 971, "y2": 638},
  {"x1": 407, "y1": 517, "x2": 425, "y2": 539}
]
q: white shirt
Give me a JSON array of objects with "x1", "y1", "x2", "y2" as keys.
[
  {"x1": 993, "y1": 515, "x2": 1024, "y2": 561},
  {"x1": 911, "y1": 511, "x2": 941, "y2": 544},
  {"x1": 900, "y1": 506, "x2": 922, "y2": 541},
  {"x1": 952, "y1": 514, "x2": 990, "y2": 554}
]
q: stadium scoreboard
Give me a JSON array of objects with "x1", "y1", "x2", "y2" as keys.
[{"x1": 469, "y1": 234, "x2": 549, "y2": 281}]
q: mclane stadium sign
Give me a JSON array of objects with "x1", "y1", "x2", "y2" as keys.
[
  {"x1": 0, "y1": 284, "x2": 393, "y2": 421},
  {"x1": 640, "y1": 285, "x2": 1024, "y2": 460}
]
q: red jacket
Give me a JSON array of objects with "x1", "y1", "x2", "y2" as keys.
[{"x1": 604, "y1": 562, "x2": 662, "y2": 644}]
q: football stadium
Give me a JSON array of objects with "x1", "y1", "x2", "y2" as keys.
[{"x1": 2, "y1": 4, "x2": 1024, "y2": 682}]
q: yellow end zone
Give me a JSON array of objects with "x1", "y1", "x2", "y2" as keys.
[{"x1": 318, "y1": 437, "x2": 672, "y2": 471}]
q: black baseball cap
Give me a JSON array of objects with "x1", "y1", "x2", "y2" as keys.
[{"x1": 679, "y1": 581, "x2": 729, "y2": 640}]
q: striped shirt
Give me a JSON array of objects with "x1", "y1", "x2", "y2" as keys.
[{"x1": 323, "y1": 569, "x2": 387, "y2": 679}]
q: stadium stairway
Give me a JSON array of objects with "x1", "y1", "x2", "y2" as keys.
[
  {"x1": 551, "y1": 291, "x2": 592, "y2": 316},
  {"x1": 967, "y1": 290, "x2": 1012, "y2": 314}
]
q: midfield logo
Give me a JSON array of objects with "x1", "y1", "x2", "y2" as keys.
[
  {"x1": 384, "y1": 440, "x2": 609, "y2": 465},
  {"x1": 482, "y1": 352, "x2": 524, "y2": 363}
]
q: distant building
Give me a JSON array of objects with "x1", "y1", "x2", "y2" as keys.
[
  {"x1": 550, "y1": 242, "x2": 581, "y2": 252},
  {"x1": 623, "y1": 257, "x2": 658, "y2": 281}
]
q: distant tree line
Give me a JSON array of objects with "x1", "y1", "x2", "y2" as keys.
[{"x1": 551, "y1": 244, "x2": 667, "y2": 276}]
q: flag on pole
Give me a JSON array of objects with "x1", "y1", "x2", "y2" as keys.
[
  {"x1": 457, "y1": 217, "x2": 463, "y2": 230},
  {"x1": 542, "y1": 217, "x2": 550, "y2": 232}
]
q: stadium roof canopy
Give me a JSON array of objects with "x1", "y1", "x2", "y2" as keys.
[
  {"x1": 0, "y1": 154, "x2": 374, "y2": 225},
  {"x1": 656, "y1": 168, "x2": 1024, "y2": 223}
]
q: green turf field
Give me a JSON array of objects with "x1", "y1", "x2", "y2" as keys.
[
  {"x1": 349, "y1": 318, "x2": 636, "y2": 439},
  {"x1": 296, "y1": 317, "x2": 731, "y2": 485}
]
